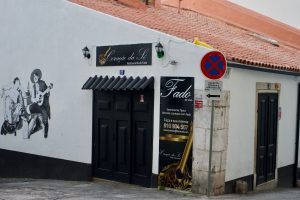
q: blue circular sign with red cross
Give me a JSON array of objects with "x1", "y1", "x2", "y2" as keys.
[{"x1": 201, "y1": 51, "x2": 227, "y2": 80}]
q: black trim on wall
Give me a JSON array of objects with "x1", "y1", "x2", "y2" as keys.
[
  {"x1": 278, "y1": 164, "x2": 294, "y2": 187},
  {"x1": 228, "y1": 61, "x2": 300, "y2": 77},
  {"x1": 225, "y1": 174, "x2": 253, "y2": 194},
  {"x1": 150, "y1": 174, "x2": 158, "y2": 188},
  {"x1": 0, "y1": 149, "x2": 92, "y2": 181}
]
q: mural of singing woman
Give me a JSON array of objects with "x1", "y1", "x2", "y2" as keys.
[
  {"x1": 0, "y1": 77, "x2": 26, "y2": 136},
  {"x1": 26, "y1": 69, "x2": 53, "y2": 138}
]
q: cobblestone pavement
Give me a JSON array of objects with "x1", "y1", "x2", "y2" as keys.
[{"x1": 0, "y1": 178, "x2": 299, "y2": 200}]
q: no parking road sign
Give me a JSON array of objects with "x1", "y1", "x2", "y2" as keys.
[
  {"x1": 201, "y1": 51, "x2": 227, "y2": 196},
  {"x1": 201, "y1": 51, "x2": 227, "y2": 80}
]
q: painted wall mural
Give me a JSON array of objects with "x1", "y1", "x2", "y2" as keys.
[
  {"x1": 0, "y1": 69, "x2": 53, "y2": 139},
  {"x1": 159, "y1": 77, "x2": 194, "y2": 191}
]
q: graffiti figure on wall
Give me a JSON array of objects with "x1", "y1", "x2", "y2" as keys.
[
  {"x1": 0, "y1": 77, "x2": 26, "y2": 136},
  {"x1": 0, "y1": 69, "x2": 53, "y2": 139},
  {"x1": 27, "y1": 69, "x2": 52, "y2": 138}
]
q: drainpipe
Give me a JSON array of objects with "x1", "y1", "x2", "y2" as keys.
[
  {"x1": 178, "y1": 0, "x2": 182, "y2": 13},
  {"x1": 294, "y1": 83, "x2": 300, "y2": 187}
]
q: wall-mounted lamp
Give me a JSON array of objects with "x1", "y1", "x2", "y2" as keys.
[
  {"x1": 155, "y1": 42, "x2": 164, "y2": 58},
  {"x1": 82, "y1": 46, "x2": 91, "y2": 59}
]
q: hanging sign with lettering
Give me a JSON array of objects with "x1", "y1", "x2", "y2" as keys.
[
  {"x1": 96, "y1": 43, "x2": 152, "y2": 66},
  {"x1": 159, "y1": 76, "x2": 194, "y2": 191}
]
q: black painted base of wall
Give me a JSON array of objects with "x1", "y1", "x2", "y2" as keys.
[
  {"x1": 278, "y1": 164, "x2": 294, "y2": 187},
  {"x1": 225, "y1": 174, "x2": 254, "y2": 194},
  {"x1": 0, "y1": 148, "x2": 92, "y2": 181},
  {"x1": 150, "y1": 174, "x2": 158, "y2": 188},
  {"x1": 225, "y1": 164, "x2": 296, "y2": 193},
  {"x1": 2, "y1": 148, "x2": 296, "y2": 190}
]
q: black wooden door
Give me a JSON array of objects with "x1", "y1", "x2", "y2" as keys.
[
  {"x1": 93, "y1": 91, "x2": 115, "y2": 180},
  {"x1": 131, "y1": 90, "x2": 154, "y2": 187},
  {"x1": 256, "y1": 93, "x2": 278, "y2": 185},
  {"x1": 114, "y1": 92, "x2": 132, "y2": 182},
  {"x1": 93, "y1": 91, "x2": 131, "y2": 183},
  {"x1": 93, "y1": 90, "x2": 153, "y2": 187}
]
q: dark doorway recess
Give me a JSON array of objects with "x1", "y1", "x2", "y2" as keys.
[
  {"x1": 256, "y1": 93, "x2": 278, "y2": 185},
  {"x1": 92, "y1": 89, "x2": 154, "y2": 187}
]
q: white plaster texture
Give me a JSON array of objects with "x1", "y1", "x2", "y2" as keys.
[
  {"x1": 0, "y1": 0, "x2": 211, "y2": 173},
  {"x1": 223, "y1": 67, "x2": 299, "y2": 181}
]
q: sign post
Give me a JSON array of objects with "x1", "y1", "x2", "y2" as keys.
[
  {"x1": 200, "y1": 51, "x2": 226, "y2": 196},
  {"x1": 207, "y1": 99, "x2": 215, "y2": 196}
]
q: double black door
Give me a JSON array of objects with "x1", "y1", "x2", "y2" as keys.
[
  {"x1": 256, "y1": 93, "x2": 278, "y2": 185},
  {"x1": 93, "y1": 90, "x2": 153, "y2": 187}
]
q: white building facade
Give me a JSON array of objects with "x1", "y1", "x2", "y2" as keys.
[{"x1": 0, "y1": 0, "x2": 299, "y2": 194}]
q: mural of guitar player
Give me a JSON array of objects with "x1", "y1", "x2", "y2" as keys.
[
  {"x1": 0, "y1": 69, "x2": 53, "y2": 139},
  {"x1": 27, "y1": 69, "x2": 53, "y2": 138}
]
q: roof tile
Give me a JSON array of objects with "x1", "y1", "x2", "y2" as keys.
[{"x1": 69, "y1": 0, "x2": 300, "y2": 73}]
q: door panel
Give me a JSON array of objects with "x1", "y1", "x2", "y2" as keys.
[
  {"x1": 117, "y1": 125, "x2": 127, "y2": 165},
  {"x1": 266, "y1": 94, "x2": 278, "y2": 181},
  {"x1": 131, "y1": 90, "x2": 153, "y2": 187},
  {"x1": 99, "y1": 121, "x2": 109, "y2": 165},
  {"x1": 93, "y1": 91, "x2": 114, "y2": 179},
  {"x1": 256, "y1": 94, "x2": 268, "y2": 185},
  {"x1": 136, "y1": 127, "x2": 146, "y2": 166},
  {"x1": 93, "y1": 90, "x2": 153, "y2": 187},
  {"x1": 256, "y1": 93, "x2": 278, "y2": 185},
  {"x1": 134, "y1": 123, "x2": 147, "y2": 172},
  {"x1": 114, "y1": 92, "x2": 131, "y2": 182}
]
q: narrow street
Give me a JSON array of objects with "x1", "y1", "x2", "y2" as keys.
[{"x1": 0, "y1": 178, "x2": 299, "y2": 200}]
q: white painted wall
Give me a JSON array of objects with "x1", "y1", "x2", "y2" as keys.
[
  {"x1": 228, "y1": 0, "x2": 300, "y2": 182},
  {"x1": 0, "y1": 0, "x2": 210, "y2": 174},
  {"x1": 0, "y1": 0, "x2": 298, "y2": 180},
  {"x1": 223, "y1": 67, "x2": 298, "y2": 181}
]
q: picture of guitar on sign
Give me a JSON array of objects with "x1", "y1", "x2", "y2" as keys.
[
  {"x1": 99, "y1": 47, "x2": 111, "y2": 65},
  {"x1": 0, "y1": 68, "x2": 53, "y2": 139}
]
